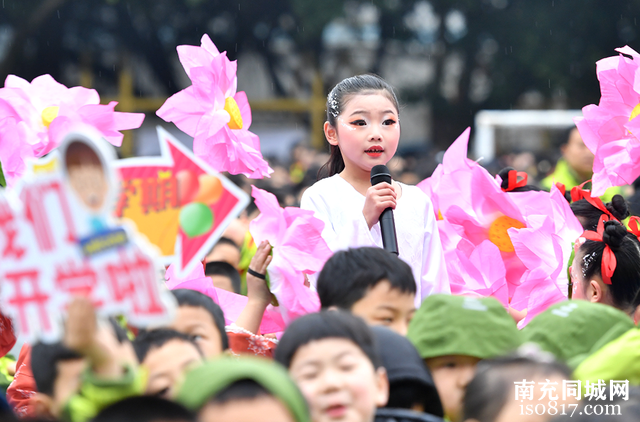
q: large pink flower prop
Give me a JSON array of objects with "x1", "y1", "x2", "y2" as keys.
[
  {"x1": 157, "y1": 34, "x2": 273, "y2": 179},
  {"x1": 574, "y1": 46, "x2": 640, "y2": 196},
  {"x1": 249, "y1": 186, "x2": 332, "y2": 323},
  {"x1": 420, "y1": 129, "x2": 582, "y2": 325},
  {"x1": 165, "y1": 262, "x2": 285, "y2": 334},
  {"x1": 0, "y1": 74, "x2": 144, "y2": 186}
]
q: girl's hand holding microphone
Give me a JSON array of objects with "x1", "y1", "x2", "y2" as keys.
[{"x1": 363, "y1": 182, "x2": 396, "y2": 230}]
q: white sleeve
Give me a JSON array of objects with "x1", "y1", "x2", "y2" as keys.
[
  {"x1": 300, "y1": 186, "x2": 379, "y2": 253},
  {"x1": 420, "y1": 197, "x2": 450, "y2": 297}
]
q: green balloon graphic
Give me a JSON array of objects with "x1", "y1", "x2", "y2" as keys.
[{"x1": 179, "y1": 202, "x2": 214, "y2": 238}]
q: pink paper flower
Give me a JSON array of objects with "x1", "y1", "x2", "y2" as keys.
[
  {"x1": 420, "y1": 129, "x2": 582, "y2": 325},
  {"x1": 0, "y1": 74, "x2": 144, "y2": 186},
  {"x1": 157, "y1": 34, "x2": 273, "y2": 179},
  {"x1": 574, "y1": 46, "x2": 640, "y2": 196},
  {"x1": 165, "y1": 263, "x2": 285, "y2": 334},
  {"x1": 249, "y1": 186, "x2": 332, "y2": 323}
]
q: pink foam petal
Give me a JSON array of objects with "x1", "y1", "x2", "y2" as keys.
[
  {"x1": 249, "y1": 187, "x2": 331, "y2": 324},
  {"x1": 168, "y1": 278, "x2": 285, "y2": 333},
  {"x1": 0, "y1": 116, "x2": 32, "y2": 186},
  {"x1": 576, "y1": 47, "x2": 640, "y2": 196},
  {"x1": 234, "y1": 91, "x2": 252, "y2": 129}
]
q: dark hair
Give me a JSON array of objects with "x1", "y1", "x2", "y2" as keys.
[
  {"x1": 317, "y1": 247, "x2": 416, "y2": 310},
  {"x1": 578, "y1": 220, "x2": 640, "y2": 313},
  {"x1": 497, "y1": 167, "x2": 543, "y2": 193},
  {"x1": 211, "y1": 237, "x2": 240, "y2": 252},
  {"x1": 209, "y1": 379, "x2": 272, "y2": 406},
  {"x1": 92, "y1": 395, "x2": 195, "y2": 422},
  {"x1": 463, "y1": 354, "x2": 571, "y2": 422},
  {"x1": 133, "y1": 329, "x2": 203, "y2": 363},
  {"x1": 274, "y1": 311, "x2": 381, "y2": 369},
  {"x1": 31, "y1": 342, "x2": 82, "y2": 396},
  {"x1": 171, "y1": 289, "x2": 229, "y2": 350},
  {"x1": 204, "y1": 261, "x2": 242, "y2": 294},
  {"x1": 570, "y1": 195, "x2": 630, "y2": 231},
  {"x1": 318, "y1": 74, "x2": 400, "y2": 179}
]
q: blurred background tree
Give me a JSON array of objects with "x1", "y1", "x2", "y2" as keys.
[{"x1": 0, "y1": 0, "x2": 638, "y2": 153}]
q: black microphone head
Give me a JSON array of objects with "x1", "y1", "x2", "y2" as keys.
[{"x1": 370, "y1": 164, "x2": 392, "y2": 185}]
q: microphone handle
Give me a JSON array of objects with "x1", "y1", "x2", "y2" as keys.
[{"x1": 379, "y1": 207, "x2": 399, "y2": 255}]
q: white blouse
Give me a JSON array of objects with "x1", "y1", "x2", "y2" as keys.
[{"x1": 300, "y1": 174, "x2": 450, "y2": 303}]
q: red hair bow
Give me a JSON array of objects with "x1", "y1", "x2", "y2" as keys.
[
  {"x1": 502, "y1": 170, "x2": 528, "y2": 192},
  {"x1": 570, "y1": 180, "x2": 617, "y2": 222},
  {"x1": 555, "y1": 182, "x2": 566, "y2": 196},
  {"x1": 581, "y1": 215, "x2": 617, "y2": 285},
  {"x1": 628, "y1": 216, "x2": 640, "y2": 240}
]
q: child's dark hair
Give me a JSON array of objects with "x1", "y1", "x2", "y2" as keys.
[
  {"x1": 92, "y1": 396, "x2": 195, "y2": 422},
  {"x1": 108, "y1": 317, "x2": 131, "y2": 343},
  {"x1": 204, "y1": 261, "x2": 242, "y2": 294},
  {"x1": 497, "y1": 167, "x2": 543, "y2": 193},
  {"x1": 578, "y1": 220, "x2": 640, "y2": 313},
  {"x1": 317, "y1": 247, "x2": 416, "y2": 310},
  {"x1": 31, "y1": 342, "x2": 82, "y2": 396},
  {"x1": 211, "y1": 237, "x2": 241, "y2": 253},
  {"x1": 209, "y1": 379, "x2": 271, "y2": 405},
  {"x1": 274, "y1": 311, "x2": 381, "y2": 370},
  {"x1": 133, "y1": 329, "x2": 203, "y2": 363},
  {"x1": 571, "y1": 194, "x2": 629, "y2": 231},
  {"x1": 171, "y1": 289, "x2": 229, "y2": 350},
  {"x1": 318, "y1": 74, "x2": 400, "y2": 179},
  {"x1": 463, "y1": 354, "x2": 571, "y2": 422}
]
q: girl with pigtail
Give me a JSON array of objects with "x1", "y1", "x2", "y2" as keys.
[{"x1": 300, "y1": 74, "x2": 448, "y2": 301}]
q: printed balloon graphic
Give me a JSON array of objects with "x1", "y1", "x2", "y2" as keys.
[
  {"x1": 179, "y1": 202, "x2": 214, "y2": 238},
  {"x1": 193, "y1": 175, "x2": 223, "y2": 204},
  {"x1": 176, "y1": 170, "x2": 199, "y2": 205}
]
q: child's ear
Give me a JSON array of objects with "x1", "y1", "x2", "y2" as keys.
[
  {"x1": 324, "y1": 122, "x2": 339, "y2": 147},
  {"x1": 374, "y1": 367, "x2": 389, "y2": 408},
  {"x1": 633, "y1": 306, "x2": 640, "y2": 325},
  {"x1": 30, "y1": 393, "x2": 56, "y2": 419},
  {"x1": 589, "y1": 279, "x2": 603, "y2": 303}
]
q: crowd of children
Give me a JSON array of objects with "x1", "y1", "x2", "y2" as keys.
[{"x1": 2, "y1": 72, "x2": 640, "y2": 422}]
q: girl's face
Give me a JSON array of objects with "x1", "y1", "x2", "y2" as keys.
[
  {"x1": 289, "y1": 338, "x2": 388, "y2": 422},
  {"x1": 326, "y1": 93, "x2": 400, "y2": 175},
  {"x1": 570, "y1": 249, "x2": 587, "y2": 300}
]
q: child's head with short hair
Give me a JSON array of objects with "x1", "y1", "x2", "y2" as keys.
[
  {"x1": 206, "y1": 237, "x2": 241, "y2": 268},
  {"x1": 133, "y1": 329, "x2": 204, "y2": 399},
  {"x1": 169, "y1": 288, "x2": 228, "y2": 358},
  {"x1": 177, "y1": 356, "x2": 310, "y2": 422},
  {"x1": 275, "y1": 311, "x2": 389, "y2": 422},
  {"x1": 204, "y1": 261, "x2": 242, "y2": 293},
  {"x1": 92, "y1": 396, "x2": 195, "y2": 422},
  {"x1": 30, "y1": 342, "x2": 84, "y2": 418},
  {"x1": 407, "y1": 295, "x2": 521, "y2": 422},
  {"x1": 317, "y1": 247, "x2": 416, "y2": 335},
  {"x1": 463, "y1": 351, "x2": 574, "y2": 422}
]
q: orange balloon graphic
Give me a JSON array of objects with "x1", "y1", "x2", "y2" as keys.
[{"x1": 193, "y1": 175, "x2": 224, "y2": 204}]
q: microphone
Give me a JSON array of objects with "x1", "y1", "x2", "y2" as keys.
[{"x1": 370, "y1": 165, "x2": 399, "y2": 255}]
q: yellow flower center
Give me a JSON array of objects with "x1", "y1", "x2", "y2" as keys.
[
  {"x1": 630, "y1": 103, "x2": 640, "y2": 122},
  {"x1": 224, "y1": 97, "x2": 243, "y2": 130},
  {"x1": 488, "y1": 215, "x2": 526, "y2": 253},
  {"x1": 41, "y1": 106, "x2": 59, "y2": 128}
]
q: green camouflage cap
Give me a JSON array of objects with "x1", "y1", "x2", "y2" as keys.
[
  {"x1": 408, "y1": 294, "x2": 522, "y2": 360},
  {"x1": 522, "y1": 300, "x2": 634, "y2": 368},
  {"x1": 176, "y1": 356, "x2": 310, "y2": 422}
]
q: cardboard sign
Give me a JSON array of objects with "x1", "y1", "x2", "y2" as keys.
[
  {"x1": 0, "y1": 126, "x2": 175, "y2": 343},
  {"x1": 114, "y1": 126, "x2": 249, "y2": 279}
]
